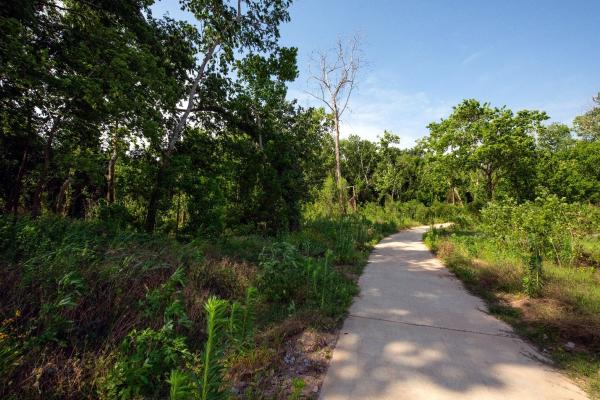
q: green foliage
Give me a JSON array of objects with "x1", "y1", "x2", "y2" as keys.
[
  {"x1": 482, "y1": 195, "x2": 598, "y2": 266},
  {"x1": 168, "y1": 369, "x2": 197, "y2": 400},
  {"x1": 37, "y1": 270, "x2": 86, "y2": 346},
  {"x1": 421, "y1": 99, "x2": 547, "y2": 202},
  {"x1": 100, "y1": 323, "x2": 194, "y2": 399},
  {"x1": 228, "y1": 287, "x2": 258, "y2": 350},
  {"x1": 142, "y1": 267, "x2": 192, "y2": 327},
  {"x1": 257, "y1": 211, "x2": 396, "y2": 318},
  {"x1": 199, "y1": 297, "x2": 230, "y2": 400},
  {"x1": 573, "y1": 92, "x2": 600, "y2": 142},
  {"x1": 481, "y1": 195, "x2": 599, "y2": 295},
  {"x1": 257, "y1": 242, "x2": 307, "y2": 304},
  {"x1": 289, "y1": 377, "x2": 305, "y2": 400}
]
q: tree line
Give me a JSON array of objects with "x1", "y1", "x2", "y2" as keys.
[
  {"x1": 340, "y1": 98, "x2": 600, "y2": 208},
  {"x1": 2, "y1": 1, "x2": 599, "y2": 239}
]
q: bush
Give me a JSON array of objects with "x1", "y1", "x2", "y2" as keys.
[
  {"x1": 482, "y1": 195, "x2": 599, "y2": 268},
  {"x1": 257, "y1": 241, "x2": 357, "y2": 317},
  {"x1": 257, "y1": 242, "x2": 306, "y2": 304},
  {"x1": 99, "y1": 323, "x2": 194, "y2": 399}
]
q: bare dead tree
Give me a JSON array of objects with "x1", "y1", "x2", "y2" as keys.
[{"x1": 308, "y1": 35, "x2": 363, "y2": 213}]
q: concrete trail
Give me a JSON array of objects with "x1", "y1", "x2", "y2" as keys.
[{"x1": 319, "y1": 226, "x2": 588, "y2": 400}]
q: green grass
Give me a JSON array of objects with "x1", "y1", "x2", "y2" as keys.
[{"x1": 426, "y1": 225, "x2": 600, "y2": 399}]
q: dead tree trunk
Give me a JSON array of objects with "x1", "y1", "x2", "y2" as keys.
[
  {"x1": 308, "y1": 36, "x2": 362, "y2": 215},
  {"x1": 332, "y1": 107, "x2": 345, "y2": 213}
]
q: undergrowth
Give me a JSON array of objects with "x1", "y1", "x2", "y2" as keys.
[{"x1": 0, "y1": 199, "x2": 449, "y2": 399}]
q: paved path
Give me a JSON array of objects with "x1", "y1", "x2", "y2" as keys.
[{"x1": 319, "y1": 226, "x2": 588, "y2": 400}]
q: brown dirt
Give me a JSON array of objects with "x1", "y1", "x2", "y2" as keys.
[
  {"x1": 500, "y1": 293, "x2": 600, "y2": 349},
  {"x1": 233, "y1": 314, "x2": 338, "y2": 399}
]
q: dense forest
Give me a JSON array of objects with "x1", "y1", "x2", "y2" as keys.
[{"x1": 1, "y1": 0, "x2": 599, "y2": 399}]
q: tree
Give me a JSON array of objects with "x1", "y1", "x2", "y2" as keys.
[
  {"x1": 573, "y1": 92, "x2": 600, "y2": 142},
  {"x1": 307, "y1": 35, "x2": 363, "y2": 213},
  {"x1": 373, "y1": 133, "x2": 423, "y2": 203},
  {"x1": 422, "y1": 100, "x2": 547, "y2": 202},
  {"x1": 144, "y1": 0, "x2": 293, "y2": 231},
  {"x1": 536, "y1": 123, "x2": 573, "y2": 153},
  {"x1": 340, "y1": 134, "x2": 379, "y2": 203}
]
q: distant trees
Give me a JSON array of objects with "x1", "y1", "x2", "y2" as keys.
[
  {"x1": 573, "y1": 92, "x2": 600, "y2": 142},
  {"x1": 414, "y1": 97, "x2": 600, "y2": 206},
  {"x1": 421, "y1": 100, "x2": 547, "y2": 203}
]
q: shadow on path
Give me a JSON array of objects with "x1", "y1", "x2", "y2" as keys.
[{"x1": 319, "y1": 226, "x2": 587, "y2": 400}]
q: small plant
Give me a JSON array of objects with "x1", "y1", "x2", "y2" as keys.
[
  {"x1": 228, "y1": 287, "x2": 258, "y2": 350},
  {"x1": 36, "y1": 271, "x2": 86, "y2": 346},
  {"x1": 168, "y1": 369, "x2": 196, "y2": 400},
  {"x1": 289, "y1": 377, "x2": 305, "y2": 400},
  {"x1": 100, "y1": 322, "x2": 194, "y2": 399},
  {"x1": 257, "y1": 242, "x2": 305, "y2": 304},
  {"x1": 199, "y1": 297, "x2": 230, "y2": 400},
  {"x1": 523, "y1": 243, "x2": 543, "y2": 297}
]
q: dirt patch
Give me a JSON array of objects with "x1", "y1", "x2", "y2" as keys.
[
  {"x1": 233, "y1": 317, "x2": 338, "y2": 399},
  {"x1": 500, "y1": 293, "x2": 600, "y2": 349}
]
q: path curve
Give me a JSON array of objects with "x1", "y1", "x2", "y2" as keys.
[{"x1": 319, "y1": 226, "x2": 588, "y2": 400}]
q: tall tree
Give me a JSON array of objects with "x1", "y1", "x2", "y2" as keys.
[
  {"x1": 144, "y1": 0, "x2": 293, "y2": 231},
  {"x1": 422, "y1": 100, "x2": 547, "y2": 202},
  {"x1": 307, "y1": 35, "x2": 363, "y2": 213}
]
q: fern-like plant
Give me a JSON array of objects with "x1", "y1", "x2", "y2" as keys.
[
  {"x1": 168, "y1": 369, "x2": 196, "y2": 400},
  {"x1": 199, "y1": 297, "x2": 229, "y2": 400}
]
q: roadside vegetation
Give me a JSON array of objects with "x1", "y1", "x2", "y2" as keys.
[
  {"x1": 425, "y1": 197, "x2": 600, "y2": 397},
  {"x1": 0, "y1": 201, "x2": 432, "y2": 399}
]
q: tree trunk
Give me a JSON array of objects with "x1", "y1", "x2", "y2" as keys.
[
  {"x1": 144, "y1": 157, "x2": 170, "y2": 232},
  {"x1": 166, "y1": 42, "x2": 217, "y2": 155},
  {"x1": 106, "y1": 129, "x2": 118, "y2": 203},
  {"x1": 332, "y1": 107, "x2": 345, "y2": 214},
  {"x1": 31, "y1": 126, "x2": 57, "y2": 217},
  {"x1": 6, "y1": 148, "x2": 28, "y2": 214},
  {"x1": 55, "y1": 177, "x2": 71, "y2": 215},
  {"x1": 144, "y1": 43, "x2": 218, "y2": 233}
]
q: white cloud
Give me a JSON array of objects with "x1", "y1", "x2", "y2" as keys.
[
  {"x1": 461, "y1": 51, "x2": 483, "y2": 65},
  {"x1": 339, "y1": 77, "x2": 451, "y2": 147},
  {"x1": 288, "y1": 73, "x2": 451, "y2": 148}
]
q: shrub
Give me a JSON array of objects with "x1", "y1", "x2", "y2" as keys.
[
  {"x1": 480, "y1": 195, "x2": 599, "y2": 295},
  {"x1": 99, "y1": 323, "x2": 194, "y2": 399},
  {"x1": 257, "y1": 242, "x2": 306, "y2": 304}
]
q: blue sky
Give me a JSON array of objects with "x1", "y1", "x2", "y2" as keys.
[{"x1": 152, "y1": 0, "x2": 600, "y2": 147}]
